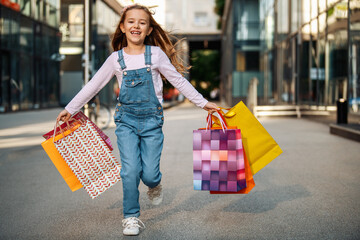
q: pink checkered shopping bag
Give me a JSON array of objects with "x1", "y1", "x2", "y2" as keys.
[{"x1": 193, "y1": 112, "x2": 246, "y2": 192}]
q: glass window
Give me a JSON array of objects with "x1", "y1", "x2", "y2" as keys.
[
  {"x1": 235, "y1": 0, "x2": 260, "y2": 41},
  {"x1": 68, "y1": 4, "x2": 83, "y2": 42},
  {"x1": 310, "y1": 0, "x2": 318, "y2": 19},
  {"x1": 319, "y1": 0, "x2": 327, "y2": 13},
  {"x1": 302, "y1": 23, "x2": 311, "y2": 38},
  {"x1": 310, "y1": 35, "x2": 318, "y2": 103},
  {"x1": 311, "y1": 19, "x2": 318, "y2": 38},
  {"x1": 47, "y1": 61, "x2": 59, "y2": 105},
  {"x1": 35, "y1": 0, "x2": 42, "y2": 20},
  {"x1": 43, "y1": 1, "x2": 47, "y2": 24},
  {"x1": 328, "y1": 0, "x2": 340, "y2": 8},
  {"x1": 20, "y1": 0, "x2": 31, "y2": 16},
  {"x1": 328, "y1": 30, "x2": 348, "y2": 104},
  {"x1": 193, "y1": 12, "x2": 208, "y2": 27},
  {"x1": 20, "y1": 16, "x2": 33, "y2": 53},
  {"x1": 10, "y1": 13, "x2": 20, "y2": 50},
  {"x1": 236, "y1": 52, "x2": 245, "y2": 72},
  {"x1": 349, "y1": 4, "x2": 360, "y2": 113},
  {"x1": 265, "y1": 8, "x2": 275, "y2": 50},
  {"x1": 34, "y1": 23, "x2": 42, "y2": 56},
  {"x1": 319, "y1": 13, "x2": 326, "y2": 34},
  {"x1": 48, "y1": 5, "x2": 57, "y2": 27},
  {"x1": 302, "y1": 0, "x2": 311, "y2": 24},
  {"x1": 19, "y1": 54, "x2": 34, "y2": 109},
  {"x1": 1, "y1": 53, "x2": 10, "y2": 112},
  {"x1": 299, "y1": 39, "x2": 310, "y2": 103},
  {"x1": 1, "y1": 7, "x2": 11, "y2": 49},
  {"x1": 11, "y1": 54, "x2": 20, "y2": 111},
  {"x1": 277, "y1": 0, "x2": 289, "y2": 41},
  {"x1": 317, "y1": 37, "x2": 326, "y2": 105},
  {"x1": 291, "y1": 0, "x2": 300, "y2": 33},
  {"x1": 42, "y1": 26, "x2": 50, "y2": 57},
  {"x1": 237, "y1": 51, "x2": 260, "y2": 72}
]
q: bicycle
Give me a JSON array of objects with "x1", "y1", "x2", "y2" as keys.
[{"x1": 87, "y1": 95, "x2": 112, "y2": 130}]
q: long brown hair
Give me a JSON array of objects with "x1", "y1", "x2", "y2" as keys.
[{"x1": 111, "y1": 4, "x2": 189, "y2": 75}]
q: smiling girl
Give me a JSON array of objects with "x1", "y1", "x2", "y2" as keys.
[{"x1": 57, "y1": 4, "x2": 219, "y2": 236}]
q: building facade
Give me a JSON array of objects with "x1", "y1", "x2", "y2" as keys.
[
  {"x1": 0, "y1": 0, "x2": 61, "y2": 112},
  {"x1": 0, "y1": 0, "x2": 122, "y2": 112},
  {"x1": 221, "y1": 0, "x2": 360, "y2": 115},
  {"x1": 59, "y1": 0, "x2": 122, "y2": 107}
]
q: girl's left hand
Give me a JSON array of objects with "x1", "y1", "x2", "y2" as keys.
[{"x1": 203, "y1": 102, "x2": 220, "y2": 114}]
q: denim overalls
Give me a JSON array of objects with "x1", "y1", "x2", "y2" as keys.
[{"x1": 114, "y1": 45, "x2": 164, "y2": 219}]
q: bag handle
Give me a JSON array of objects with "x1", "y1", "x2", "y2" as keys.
[
  {"x1": 53, "y1": 121, "x2": 65, "y2": 142},
  {"x1": 206, "y1": 110, "x2": 228, "y2": 132},
  {"x1": 52, "y1": 117, "x2": 84, "y2": 142},
  {"x1": 217, "y1": 107, "x2": 237, "y2": 118}
]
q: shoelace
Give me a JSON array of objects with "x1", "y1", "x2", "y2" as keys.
[
  {"x1": 122, "y1": 217, "x2": 146, "y2": 229},
  {"x1": 147, "y1": 185, "x2": 162, "y2": 200}
]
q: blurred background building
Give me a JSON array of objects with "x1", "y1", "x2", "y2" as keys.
[
  {"x1": 59, "y1": 0, "x2": 122, "y2": 106},
  {"x1": 220, "y1": 0, "x2": 360, "y2": 116},
  {"x1": 0, "y1": 0, "x2": 122, "y2": 112},
  {"x1": 1, "y1": 0, "x2": 359, "y2": 118}
]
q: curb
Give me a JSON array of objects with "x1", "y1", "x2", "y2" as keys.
[{"x1": 329, "y1": 123, "x2": 360, "y2": 142}]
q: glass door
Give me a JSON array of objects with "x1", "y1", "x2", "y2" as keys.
[{"x1": 0, "y1": 52, "x2": 11, "y2": 112}]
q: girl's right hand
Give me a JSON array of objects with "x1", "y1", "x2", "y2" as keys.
[
  {"x1": 203, "y1": 102, "x2": 220, "y2": 114},
  {"x1": 57, "y1": 109, "x2": 71, "y2": 122}
]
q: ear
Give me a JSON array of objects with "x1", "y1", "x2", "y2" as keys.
[
  {"x1": 120, "y1": 23, "x2": 125, "y2": 33},
  {"x1": 147, "y1": 27, "x2": 153, "y2": 36}
]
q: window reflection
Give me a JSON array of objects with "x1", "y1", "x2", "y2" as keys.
[{"x1": 0, "y1": 1, "x2": 60, "y2": 111}]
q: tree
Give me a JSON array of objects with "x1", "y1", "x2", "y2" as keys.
[
  {"x1": 191, "y1": 50, "x2": 220, "y2": 98},
  {"x1": 214, "y1": 0, "x2": 225, "y2": 29}
]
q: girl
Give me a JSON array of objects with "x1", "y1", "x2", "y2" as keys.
[{"x1": 57, "y1": 4, "x2": 219, "y2": 236}]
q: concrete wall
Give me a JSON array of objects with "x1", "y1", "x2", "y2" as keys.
[{"x1": 165, "y1": 0, "x2": 220, "y2": 34}]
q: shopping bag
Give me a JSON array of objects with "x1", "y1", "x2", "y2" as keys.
[
  {"x1": 41, "y1": 122, "x2": 83, "y2": 192},
  {"x1": 54, "y1": 119, "x2": 121, "y2": 199},
  {"x1": 42, "y1": 111, "x2": 113, "y2": 151},
  {"x1": 193, "y1": 112, "x2": 246, "y2": 192},
  {"x1": 210, "y1": 140, "x2": 255, "y2": 194},
  {"x1": 213, "y1": 101, "x2": 282, "y2": 175}
]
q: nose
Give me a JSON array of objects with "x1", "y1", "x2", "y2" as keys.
[{"x1": 134, "y1": 22, "x2": 140, "y2": 28}]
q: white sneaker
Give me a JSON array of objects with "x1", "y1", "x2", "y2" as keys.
[
  {"x1": 147, "y1": 184, "x2": 163, "y2": 205},
  {"x1": 122, "y1": 217, "x2": 145, "y2": 236}
]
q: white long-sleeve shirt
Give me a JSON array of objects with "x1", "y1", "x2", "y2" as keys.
[{"x1": 65, "y1": 46, "x2": 208, "y2": 114}]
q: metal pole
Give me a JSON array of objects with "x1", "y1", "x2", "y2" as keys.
[{"x1": 84, "y1": 0, "x2": 90, "y2": 116}]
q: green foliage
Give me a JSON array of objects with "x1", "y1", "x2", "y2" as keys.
[
  {"x1": 191, "y1": 50, "x2": 220, "y2": 98},
  {"x1": 214, "y1": 0, "x2": 225, "y2": 29},
  {"x1": 214, "y1": 0, "x2": 225, "y2": 16}
]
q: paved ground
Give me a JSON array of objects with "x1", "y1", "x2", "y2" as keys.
[{"x1": 0, "y1": 102, "x2": 359, "y2": 239}]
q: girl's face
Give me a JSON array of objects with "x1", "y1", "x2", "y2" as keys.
[{"x1": 120, "y1": 9, "x2": 153, "y2": 47}]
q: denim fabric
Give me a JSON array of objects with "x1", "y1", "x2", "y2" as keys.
[{"x1": 114, "y1": 46, "x2": 164, "y2": 218}]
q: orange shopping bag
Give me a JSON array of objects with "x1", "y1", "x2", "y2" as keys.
[{"x1": 41, "y1": 122, "x2": 83, "y2": 192}]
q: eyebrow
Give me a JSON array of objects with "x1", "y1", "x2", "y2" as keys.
[{"x1": 127, "y1": 18, "x2": 148, "y2": 22}]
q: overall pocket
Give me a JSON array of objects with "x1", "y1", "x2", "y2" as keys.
[
  {"x1": 114, "y1": 106, "x2": 124, "y2": 123},
  {"x1": 154, "y1": 114, "x2": 164, "y2": 127},
  {"x1": 124, "y1": 78, "x2": 150, "y2": 103}
]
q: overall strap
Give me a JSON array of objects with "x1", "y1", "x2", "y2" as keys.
[
  {"x1": 117, "y1": 50, "x2": 127, "y2": 70},
  {"x1": 144, "y1": 45, "x2": 152, "y2": 66}
]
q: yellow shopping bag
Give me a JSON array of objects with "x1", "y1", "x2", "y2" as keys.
[{"x1": 213, "y1": 101, "x2": 282, "y2": 175}]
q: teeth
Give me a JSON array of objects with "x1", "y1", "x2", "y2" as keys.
[{"x1": 130, "y1": 31, "x2": 140, "y2": 35}]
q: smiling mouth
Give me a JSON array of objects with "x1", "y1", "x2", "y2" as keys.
[{"x1": 130, "y1": 31, "x2": 141, "y2": 35}]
